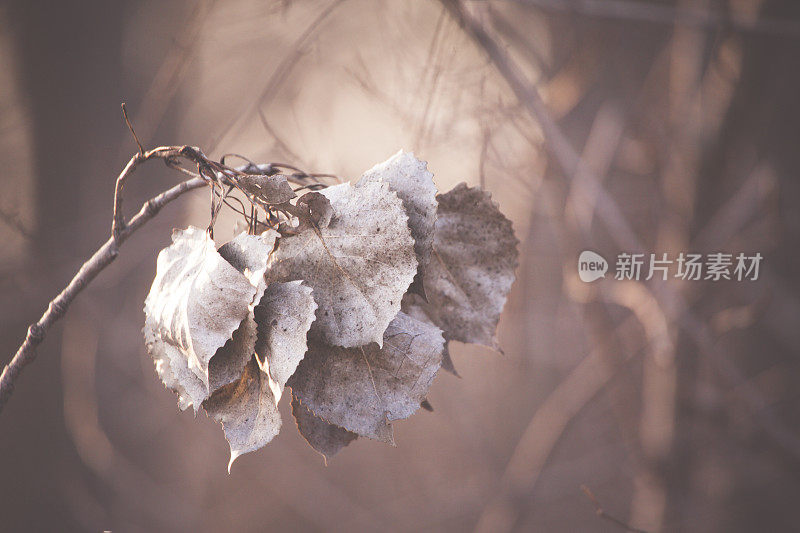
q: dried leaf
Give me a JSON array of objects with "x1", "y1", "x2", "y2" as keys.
[
  {"x1": 358, "y1": 151, "x2": 437, "y2": 279},
  {"x1": 440, "y1": 344, "x2": 459, "y2": 377},
  {"x1": 291, "y1": 393, "x2": 357, "y2": 460},
  {"x1": 144, "y1": 227, "x2": 261, "y2": 410},
  {"x1": 217, "y1": 230, "x2": 278, "y2": 303},
  {"x1": 238, "y1": 174, "x2": 296, "y2": 205},
  {"x1": 203, "y1": 357, "x2": 281, "y2": 471},
  {"x1": 402, "y1": 293, "x2": 460, "y2": 376},
  {"x1": 206, "y1": 232, "x2": 278, "y2": 392},
  {"x1": 423, "y1": 183, "x2": 518, "y2": 350},
  {"x1": 208, "y1": 314, "x2": 257, "y2": 392},
  {"x1": 287, "y1": 311, "x2": 444, "y2": 443},
  {"x1": 254, "y1": 281, "x2": 317, "y2": 397},
  {"x1": 145, "y1": 323, "x2": 207, "y2": 411},
  {"x1": 268, "y1": 182, "x2": 417, "y2": 347},
  {"x1": 296, "y1": 191, "x2": 333, "y2": 229}
]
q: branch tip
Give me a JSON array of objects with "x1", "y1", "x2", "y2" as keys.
[{"x1": 121, "y1": 102, "x2": 145, "y2": 156}]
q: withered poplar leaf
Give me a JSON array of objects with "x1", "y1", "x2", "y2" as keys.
[
  {"x1": 238, "y1": 174, "x2": 296, "y2": 205},
  {"x1": 145, "y1": 322, "x2": 207, "y2": 411},
  {"x1": 144, "y1": 227, "x2": 259, "y2": 410},
  {"x1": 287, "y1": 311, "x2": 444, "y2": 443},
  {"x1": 423, "y1": 183, "x2": 518, "y2": 350},
  {"x1": 440, "y1": 344, "x2": 459, "y2": 377},
  {"x1": 402, "y1": 293, "x2": 460, "y2": 377},
  {"x1": 208, "y1": 314, "x2": 257, "y2": 393},
  {"x1": 254, "y1": 281, "x2": 317, "y2": 397},
  {"x1": 291, "y1": 393, "x2": 357, "y2": 460},
  {"x1": 203, "y1": 357, "x2": 281, "y2": 471},
  {"x1": 268, "y1": 182, "x2": 417, "y2": 348},
  {"x1": 217, "y1": 230, "x2": 278, "y2": 303},
  {"x1": 358, "y1": 151, "x2": 437, "y2": 278},
  {"x1": 296, "y1": 191, "x2": 333, "y2": 229}
]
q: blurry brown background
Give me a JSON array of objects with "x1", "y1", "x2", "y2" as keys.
[{"x1": 1, "y1": 0, "x2": 800, "y2": 531}]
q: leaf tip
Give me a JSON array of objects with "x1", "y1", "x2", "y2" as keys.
[{"x1": 228, "y1": 449, "x2": 243, "y2": 473}]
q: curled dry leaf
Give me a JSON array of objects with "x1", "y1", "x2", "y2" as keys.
[
  {"x1": 217, "y1": 230, "x2": 278, "y2": 302},
  {"x1": 237, "y1": 174, "x2": 296, "y2": 205},
  {"x1": 254, "y1": 281, "x2": 317, "y2": 397},
  {"x1": 402, "y1": 293, "x2": 460, "y2": 376},
  {"x1": 145, "y1": 322, "x2": 207, "y2": 411},
  {"x1": 207, "y1": 314, "x2": 258, "y2": 393},
  {"x1": 296, "y1": 191, "x2": 333, "y2": 229},
  {"x1": 144, "y1": 227, "x2": 263, "y2": 410},
  {"x1": 268, "y1": 182, "x2": 417, "y2": 348},
  {"x1": 287, "y1": 311, "x2": 444, "y2": 443},
  {"x1": 423, "y1": 183, "x2": 519, "y2": 350},
  {"x1": 358, "y1": 151, "x2": 437, "y2": 281},
  {"x1": 207, "y1": 276, "x2": 316, "y2": 466},
  {"x1": 142, "y1": 154, "x2": 519, "y2": 467},
  {"x1": 203, "y1": 357, "x2": 282, "y2": 471},
  {"x1": 291, "y1": 393, "x2": 357, "y2": 460}
]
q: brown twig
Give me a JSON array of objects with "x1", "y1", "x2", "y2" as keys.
[
  {"x1": 581, "y1": 485, "x2": 650, "y2": 533},
  {"x1": 443, "y1": 0, "x2": 800, "y2": 464},
  {"x1": 2, "y1": 102, "x2": 335, "y2": 413},
  {"x1": 0, "y1": 174, "x2": 205, "y2": 414},
  {"x1": 121, "y1": 102, "x2": 144, "y2": 156},
  {"x1": 208, "y1": 0, "x2": 346, "y2": 152},
  {"x1": 513, "y1": 0, "x2": 800, "y2": 38},
  {"x1": 0, "y1": 205, "x2": 33, "y2": 239},
  {"x1": 111, "y1": 145, "x2": 209, "y2": 242}
]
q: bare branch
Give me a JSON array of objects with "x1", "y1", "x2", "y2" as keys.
[
  {"x1": 0, "y1": 173, "x2": 205, "y2": 414},
  {"x1": 443, "y1": 1, "x2": 800, "y2": 526},
  {"x1": 0, "y1": 205, "x2": 33, "y2": 240},
  {"x1": 441, "y1": 0, "x2": 644, "y2": 253},
  {"x1": 1, "y1": 125, "x2": 336, "y2": 414},
  {"x1": 208, "y1": 0, "x2": 347, "y2": 153},
  {"x1": 121, "y1": 102, "x2": 144, "y2": 156},
  {"x1": 512, "y1": 0, "x2": 800, "y2": 38}
]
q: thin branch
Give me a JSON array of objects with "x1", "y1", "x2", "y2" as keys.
[
  {"x1": 474, "y1": 316, "x2": 645, "y2": 532},
  {"x1": 441, "y1": 0, "x2": 644, "y2": 253},
  {"x1": 2, "y1": 124, "x2": 334, "y2": 413},
  {"x1": 443, "y1": 0, "x2": 800, "y2": 523},
  {"x1": 0, "y1": 205, "x2": 33, "y2": 239},
  {"x1": 512, "y1": 0, "x2": 800, "y2": 38},
  {"x1": 208, "y1": 0, "x2": 346, "y2": 153},
  {"x1": 0, "y1": 174, "x2": 205, "y2": 414},
  {"x1": 121, "y1": 102, "x2": 144, "y2": 156}
]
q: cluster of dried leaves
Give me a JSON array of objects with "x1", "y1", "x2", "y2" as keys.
[{"x1": 143, "y1": 151, "x2": 518, "y2": 468}]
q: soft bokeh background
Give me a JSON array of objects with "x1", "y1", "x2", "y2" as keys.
[{"x1": 1, "y1": 0, "x2": 799, "y2": 531}]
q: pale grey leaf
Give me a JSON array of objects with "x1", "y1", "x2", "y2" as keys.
[
  {"x1": 402, "y1": 293, "x2": 460, "y2": 377},
  {"x1": 296, "y1": 191, "x2": 333, "y2": 229},
  {"x1": 145, "y1": 323, "x2": 207, "y2": 411},
  {"x1": 238, "y1": 174, "x2": 296, "y2": 205},
  {"x1": 268, "y1": 182, "x2": 417, "y2": 348},
  {"x1": 217, "y1": 230, "x2": 278, "y2": 304},
  {"x1": 254, "y1": 281, "x2": 317, "y2": 397},
  {"x1": 291, "y1": 393, "x2": 357, "y2": 460},
  {"x1": 144, "y1": 227, "x2": 259, "y2": 409},
  {"x1": 287, "y1": 311, "x2": 444, "y2": 443},
  {"x1": 423, "y1": 183, "x2": 519, "y2": 350},
  {"x1": 358, "y1": 151, "x2": 437, "y2": 278},
  {"x1": 208, "y1": 314, "x2": 257, "y2": 392},
  {"x1": 203, "y1": 357, "x2": 281, "y2": 470}
]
